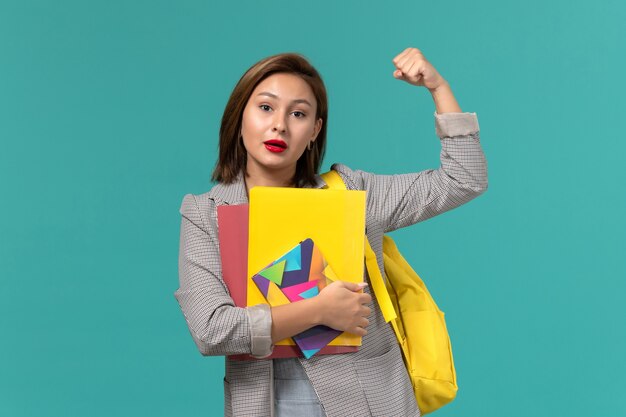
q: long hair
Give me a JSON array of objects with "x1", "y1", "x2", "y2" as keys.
[{"x1": 211, "y1": 53, "x2": 328, "y2": 187}]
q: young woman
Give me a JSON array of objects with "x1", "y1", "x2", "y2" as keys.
[{"x1": 175, "y1": 47, "x2": 488, "y2": 417}]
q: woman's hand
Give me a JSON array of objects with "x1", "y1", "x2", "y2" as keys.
[
  {"x1": 392, "y1": 47, "x2": 447, "y2": 92},
  {"x1": 393, "y1": 47, "x2": 462, "y2": 113},
  {"x1": 315, "y1": 281, "x2": 372, "y2": 336}
]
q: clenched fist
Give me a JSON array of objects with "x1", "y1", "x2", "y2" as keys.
[{"x1": 392, "y1": 47, "x2": 447, "y2": 91}]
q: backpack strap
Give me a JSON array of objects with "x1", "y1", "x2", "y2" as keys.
[
  {"x1": 320, "y1": 169, "x2": 346, "y2": 190},
  {"x1": 320, "y1": 171, "x2": 397, "y2": 324}
]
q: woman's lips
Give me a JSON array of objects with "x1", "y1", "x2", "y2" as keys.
[{"x1": 263, "y1": 139, "x2": 287, "y2": 153}]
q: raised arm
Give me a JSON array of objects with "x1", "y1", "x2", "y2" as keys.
[{"x1": 332, "y1": 47, "x2": 488, "y2": 233}]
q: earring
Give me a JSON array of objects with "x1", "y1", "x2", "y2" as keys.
[{"x1": 307, "y1": 141, "x2": 312, "y2": 151}]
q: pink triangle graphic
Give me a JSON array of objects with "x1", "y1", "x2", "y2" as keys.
[{"x1": 281, "y1": 280, "x2": 319, "y2": 302}]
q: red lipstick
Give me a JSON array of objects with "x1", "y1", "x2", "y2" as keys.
[{"x1": 263, "y1": 139, "x2": 287, "y2": 153}]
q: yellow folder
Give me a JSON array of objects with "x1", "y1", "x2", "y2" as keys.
[{"x1": 248, "y1": 186, "x2": 366, "y2": 347}]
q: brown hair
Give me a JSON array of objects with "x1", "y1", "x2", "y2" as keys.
[{"x1": 211, "y1": 53, "x2": 328, "y2": 187}]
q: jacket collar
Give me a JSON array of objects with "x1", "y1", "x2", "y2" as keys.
[{"x1": 207, "y1": 172, "x2": 328, "y2": 206}]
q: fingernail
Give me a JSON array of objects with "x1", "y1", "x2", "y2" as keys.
[{"x1": 357, "y1": 282, "x2": 368, "y2": 288}]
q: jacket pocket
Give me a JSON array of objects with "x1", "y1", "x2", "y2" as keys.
[{"x1": 353, "y1": 344, "x2": 420, "y2": 417}]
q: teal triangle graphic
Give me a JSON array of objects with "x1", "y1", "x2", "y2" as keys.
[
  {"x1": 299, "y1": 286, "x2": 319, "y2": 299},
  {"x1": 276, "y1": 244, "x2": 301, "y2": 271},
  {"x1": 259, "y1": 260, "x2": 286, "y2": 286},
  {"x1": 302, "y1": 348, "x2": 320, "y2": 359}
]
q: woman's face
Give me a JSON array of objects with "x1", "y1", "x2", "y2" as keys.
[{"x1": 241, "y1": 72, "x2": 322, "y2": 181}]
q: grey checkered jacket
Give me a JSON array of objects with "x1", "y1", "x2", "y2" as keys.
[{"x1": 175, "y1": 112, "x2": 488, "y2": 416}]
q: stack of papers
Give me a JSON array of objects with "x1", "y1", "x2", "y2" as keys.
[{"x1": 217, "y1": 186, "x2": 366, "y2": 359}]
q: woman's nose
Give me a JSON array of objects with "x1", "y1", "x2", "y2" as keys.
[{"x1": 272, "y1": 113, "x2": 287, "y2": 132}]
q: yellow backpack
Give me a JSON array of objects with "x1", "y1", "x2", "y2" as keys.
[{"x1": 321, "y1": 170, "x2": 458, "y2": 415}]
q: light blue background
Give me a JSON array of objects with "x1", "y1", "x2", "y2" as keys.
[{"x1": 1, "y1": 1, "x2": 625, "y2": 416}]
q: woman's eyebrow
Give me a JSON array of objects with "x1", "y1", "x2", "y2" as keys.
[{"x1": 257, "y1": 92, "x2": 312, "y2": 107}]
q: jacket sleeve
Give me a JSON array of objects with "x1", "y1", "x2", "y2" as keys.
[
  {"x1": 173, "y1": 194, "x2": 273, "y2": 357},
  {"x1": 332, "y1": 111, "x2": 488, "y2": 233}
]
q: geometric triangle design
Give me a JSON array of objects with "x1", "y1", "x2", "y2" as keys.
[
  {"x1": 295, "y1": 326, "x2": 342, "y2": 351},
  {"x1": 276, "y1": 244, "x2": 302, "y2": 272},
  {"x1": 323, "y1": 264, "x2": 339, "y2": 282},
  {"x1": 309, "y1": 243, "x2": 325, "y2": 278},
  {"x1": 311, "y1": 271, "x2": 330, "y2": 291},
  {"x1": 282, "y1": 280, "x2": 318, "y2": 303},
  {"x1": 299, "y1": 285, "x2": 319, "y2": 299},
  {"x1": 300, "y1": 348, "x2": 320, "y2": 359},
  {"x1": 259, "y1": 260, "x2": 286, "y2": 286},
  {"x1": 252, "y1": 274, "x2": 270, "y2": 297},
  {"x1": 299, "y1": 239, "x2": 314, "y2": 277},
  {"x1": 266, "y1": 280, "x2": 290, "y2": 306}
]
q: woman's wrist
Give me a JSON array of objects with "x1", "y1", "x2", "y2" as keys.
[
  {"x1": 429, "y1": 81, "x2": 462, "y2": 114},
  {"x1": 270, "y1": 297, "x2": 323, "y2": 343}
]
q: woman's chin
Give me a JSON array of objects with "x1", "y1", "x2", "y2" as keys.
[{"x1": 248, "y1": 159, "x2": 297, "y2": 176}]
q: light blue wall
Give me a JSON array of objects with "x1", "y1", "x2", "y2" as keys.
[{"x1": 1, "y1": 0, "x2": 624, "y2": 415}]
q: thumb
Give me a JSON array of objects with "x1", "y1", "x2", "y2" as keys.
[
  {"x1": 393, "y1": 69, "x2": 404, "y2": 79},
  {"x1": 341, "y1": 281, "x2": 369, "y2": 291}
]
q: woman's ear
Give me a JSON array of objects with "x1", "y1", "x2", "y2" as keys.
[{"x1": 312, "y1": 118, "x2": 323, "y2": 142}]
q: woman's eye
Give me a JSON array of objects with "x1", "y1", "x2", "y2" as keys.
[
  {"x1": 259, "y1": 104, "x2": 272, "y2": 112},
  {"x1": 292, "y1": 111, "x2": 306, "y2": 118}
]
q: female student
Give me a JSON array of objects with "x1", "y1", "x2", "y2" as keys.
[{"x1": 175, "y1": 47, "x2": 488, "y2": 417}]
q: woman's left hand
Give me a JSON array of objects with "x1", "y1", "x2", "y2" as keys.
[{"x1": 392, "y1": 47, "x2": 447, "y2": 91}]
